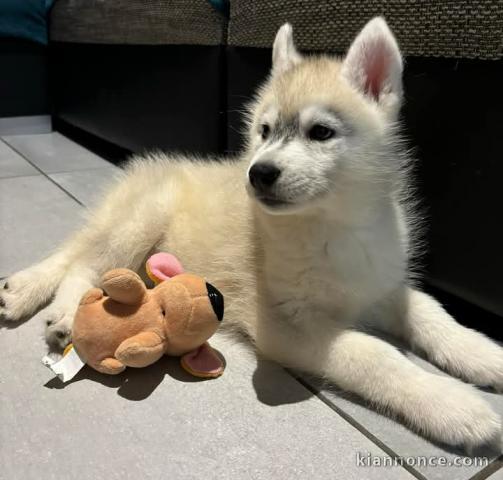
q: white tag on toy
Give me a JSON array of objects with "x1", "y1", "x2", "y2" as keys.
[{"x1": 42, "y1": 344, "x2": 85, "y2": 382}]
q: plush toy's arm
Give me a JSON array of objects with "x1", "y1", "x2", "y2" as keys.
[
  {"x1": 101, "y1": 269, "x2": 147, "y2": 305},
  {"x1": 115, "y1": 331, "x2": 165, "y2": 368},
  {"x1": 95, "y1": 357, "x2": 126, "y2": 375}
]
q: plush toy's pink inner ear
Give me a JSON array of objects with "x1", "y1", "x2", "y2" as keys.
[
  {"x1": 180, "y1": 343, "x2": 224, "y2": 378},
  {"x1": 147, "y1": 252, "x2": 184, "y2": 282}
]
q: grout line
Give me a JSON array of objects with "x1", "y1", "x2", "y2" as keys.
[
  {"x1": 0, "y1": 138, "x2": 85, "y2": 207},
  {"x1": 468, "y1": 456, "x2": 503, "y2": 480},
  {"x1": 287, "y1": 369, "x2": 428, "y2": 480},
  {"x1": 47, "y1": 165, "x2": 120, "y2": 176},
  {"x1": 0, "y1": 173, "x2": 43, "y2": 180}
]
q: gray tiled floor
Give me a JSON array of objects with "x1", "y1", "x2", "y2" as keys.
[
  {"x1": 489, "y1": 468, "x2": 503, "y2": 479},
  {"x1": 3, "y1": 132, "x2": 111, "y2": 173},
  {"x1": 0, "y1": 175, "x2": 83, "y2": 277},
  {"x1": 0, "y1": 139, "x2": 38, "y2": 178},
  {"x1": 49, "y1": 166, "x2": 120, "y2": 206},
  {"x1": 0, "y1": 132, "x2": 501, "y2": 480}
]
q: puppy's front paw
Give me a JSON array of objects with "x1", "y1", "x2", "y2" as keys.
[
  {"x1": 420, "y1": 376, "x2": 502, "y2": 452},
  {"x1": 467, "y1": 344, "x2": 503, "y2": 394},
  {"x1": 430, "y1": 325, "x2": 503, "y2": 393}
]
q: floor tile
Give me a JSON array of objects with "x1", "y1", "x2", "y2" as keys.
[
  {"x1": 49, "y1": 166, "x2": 120, "y2": 207},
  {"x1": 0, "y1": 175, "x2": 84, "y2": 277},
  {"x1": 487, "y1": 465, "x2": 503, "y2": 478},
  {"x1": 0, "y1": 323, "x2": 417, "y2": 480},
  {"x1": 299, "y1": 345, "x2": 503, "y2": 480},
  {"x1": 3, "y1": 132, "x2": 111, "y2": 174},
  {"x1": 0, "y1": 115, "x2": 51, "y2": 135},
  {"x1": 0, "y1": 140, "x2": 39, "y2": 178}
]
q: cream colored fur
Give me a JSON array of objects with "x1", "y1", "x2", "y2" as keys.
[{"x1": 2, "y1": 17, "x2": 503, "y2": 451}]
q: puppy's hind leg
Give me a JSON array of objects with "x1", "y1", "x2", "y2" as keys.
[
  {"x1": 3, "y1": 159, "x2": 176, "y2": 347},
  {"x1": 0, "y1": 249, "x2": 72, "y2": 323},
  {"x1": 42, "y1": 224, "x2": 163, "y2": 350},
  {"x1": 42, "y1": 220, "x2": 167, "y2": 349},
  {"x1": 42, "y1": 264, "x2": 98, "y2": 350}
]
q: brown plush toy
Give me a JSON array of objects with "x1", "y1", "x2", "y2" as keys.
[{"x1": 43, "y1": 253, "x2": 226, "y2": 381}]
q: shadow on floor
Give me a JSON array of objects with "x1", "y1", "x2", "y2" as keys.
[
  {"x1": 43, "y1": 354, "x2": 221, "y2": 401},
  {"x1": 252, "y1": 355, "x2": 314, "y2": 406}
]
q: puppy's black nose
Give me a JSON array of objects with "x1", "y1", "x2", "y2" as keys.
[
  {"x1": 249, "y1": 163, "x2": 281, "y2": 191},
  {"x1": 206, "y1": 282, "x2": 224, "y2": 321}
]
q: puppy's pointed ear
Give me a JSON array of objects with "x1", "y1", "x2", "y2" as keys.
[
  {"x1": 341, "y1": 17, "x2": 403, "y2": 119},
  {"x1": 272, "y1": 23, "x2": 302, "y2": 76}
]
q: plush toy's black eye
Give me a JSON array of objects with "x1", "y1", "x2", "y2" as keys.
[
  {"x1": 260, "y1": 124, "x2": 271, "y2": 140},
  {"x1": 308, "y1": 124, "x2": 335, "y2": 141}
]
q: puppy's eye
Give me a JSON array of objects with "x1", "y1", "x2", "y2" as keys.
[
  {"x1": 260, "y1": 124, "x2": 270, "y2": 140},
  {"x1": 308, "y1": 124, "x2": 335, "y2": 141}
]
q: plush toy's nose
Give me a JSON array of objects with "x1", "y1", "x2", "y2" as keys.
[{"x1": 206, "y1": 282, "x2": 224, "y2": 321}]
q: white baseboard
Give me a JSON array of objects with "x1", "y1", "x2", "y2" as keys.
[{"x1": 0, "y1": 115, "x2": 52, "y2": 135}]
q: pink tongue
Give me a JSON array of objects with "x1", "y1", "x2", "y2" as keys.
[{"x1": 181, "y1": 343, "x2": 224, "y2": 378}]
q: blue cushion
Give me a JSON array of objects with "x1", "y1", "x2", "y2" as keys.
[
  {"x1": 207, "y1": 0, "x2": 229, "y2": 16},
  {"x1": 0, "y1": 0, "x2": 54, "y2": 45}
]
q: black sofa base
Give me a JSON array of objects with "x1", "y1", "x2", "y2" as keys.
[
  {"x1": 0, "y1": 39, "x2": 49, "y2": 118},
  {"x1": 50, "y1": 43, "x2": 227, "y2": 155}
]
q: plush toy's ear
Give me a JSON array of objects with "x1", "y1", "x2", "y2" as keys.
[
  {"x1": 101, "y1": 269, "x2": 147, "y2": 305},
  {"x1": 146, "y1": 252, "x2": 184, "y2": 284},
  {"x1": 180, "y1": 342, "x2": 225, "y2": 378}
]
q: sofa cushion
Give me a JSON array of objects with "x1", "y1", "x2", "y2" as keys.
[
  {"x1": 50, "y1": 0, "x2": 226, "y2": 46},
  {"x1": 0, "y1": 0, "x2": 54, "y2": 45},
  {"x1": 229, "y1": 0, "x2": 502, "y2": 60}
]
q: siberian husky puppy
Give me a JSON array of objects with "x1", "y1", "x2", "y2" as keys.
[{"x1": 2, "y1": 17, "x2": 502, "y2": 451}]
